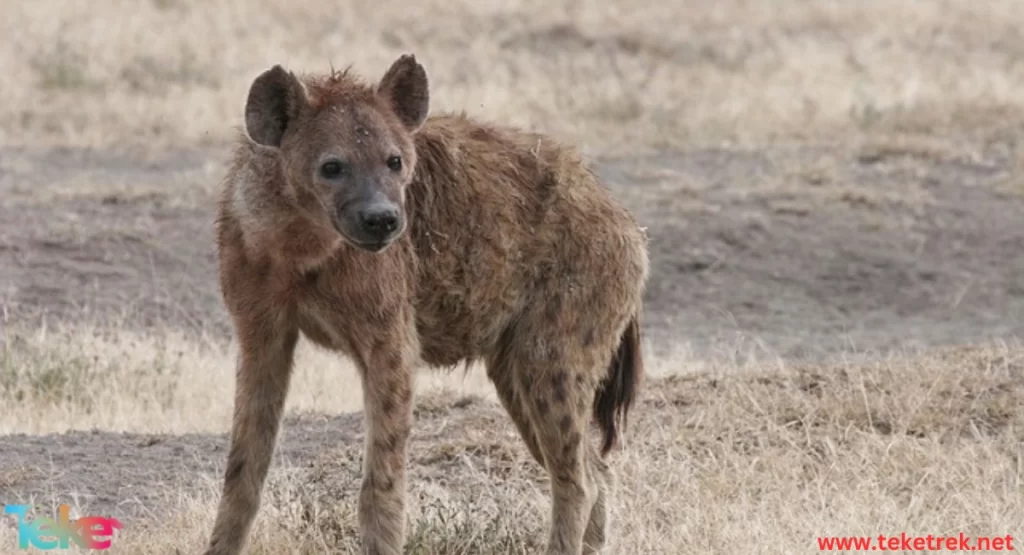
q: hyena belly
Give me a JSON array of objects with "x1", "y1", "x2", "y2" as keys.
[
  {"x1": 407, "y1": 200, "x2": 534, "y2": 368},
  {"x1": 410, "y1": 238, "x2": 528, "y2": 368}
]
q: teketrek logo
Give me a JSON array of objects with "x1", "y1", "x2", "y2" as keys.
[{"x1": 3, "y1": 504, "x2": 122, "y2": 550}]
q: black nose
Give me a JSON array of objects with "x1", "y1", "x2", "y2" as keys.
[{"x1": 358, "y1": 207, "x2": 400, "y2": 238}]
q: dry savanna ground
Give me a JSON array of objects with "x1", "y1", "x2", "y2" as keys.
[{"x1": 1, "y1": 0, "x2": 1023, "y2": 553}]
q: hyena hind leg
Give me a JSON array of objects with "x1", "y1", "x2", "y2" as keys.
[
  {"x1": 517, "y1": 362, "x2": 602, "y2": 555},
  {"x1": 485, "y1": 349, "x2": 546, "y2": 468},
  {"x1": 582, "y1": 450, "x2": 613, "y2": 554}
]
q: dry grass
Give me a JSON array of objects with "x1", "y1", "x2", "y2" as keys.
[
  {"x1": 5, "y1": 0, "x2": 1024, "y2": 153},
  {"x1": 1, "y1": 340, "x2": 1020, "y2": 553},
  {"x1": 0, "y1": 325, "x2": 499, "y2": 435}
]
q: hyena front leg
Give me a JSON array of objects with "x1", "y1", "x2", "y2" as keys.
[
  {"x1": 356, "y1": 336, "x2": 416, "y2": 555},
  {"x1": 204, "y1": 317, "x2": 299, "y2": 555}
]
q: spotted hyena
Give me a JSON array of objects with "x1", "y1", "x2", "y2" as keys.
[{"x1": 203, "y1": 54, "x2": 648, "y2": 555}]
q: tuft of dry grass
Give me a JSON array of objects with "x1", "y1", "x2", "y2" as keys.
[{"x1": 5, "y1": 0, "x2": 1024, "y2": 153}]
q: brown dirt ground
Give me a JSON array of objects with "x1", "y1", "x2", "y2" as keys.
[
  {"x1": 2, "y1": 140, "x2": 1022, "y2": 358},
  {"x1": 1, "y1": 138, "x2": 1023, "y2": 523}
]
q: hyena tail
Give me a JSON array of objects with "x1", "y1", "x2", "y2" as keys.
[{"x1": 593, "y1": 314, "x2": 643, "y2": 457}]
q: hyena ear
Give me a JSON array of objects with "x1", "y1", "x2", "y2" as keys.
[
  {"x1": 377, "y1": 54, "x2": 430, "y2": 132},
  {"x1": 244, "y1": 65, "x2": 308, "y2": 147}
]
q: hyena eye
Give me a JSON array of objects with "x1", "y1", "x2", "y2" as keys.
[
  {"x1": 386, "y1": 155, "x2": 402, "y2": 172},
  {"x1": 320, "y1": 161, "x2": 348, "y2": 178}
]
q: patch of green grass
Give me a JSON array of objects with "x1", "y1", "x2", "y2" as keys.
[
  {"x1": 0, "y1": 334, "x2": 95, "y2": 406},
  {"x1": 30, "y1": 42, "x2": 97, "y2": 91}
]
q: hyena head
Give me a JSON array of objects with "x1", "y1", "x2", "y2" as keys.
[{"x1": 243, "y1": 55, "x2": 429, "y2": 252}]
